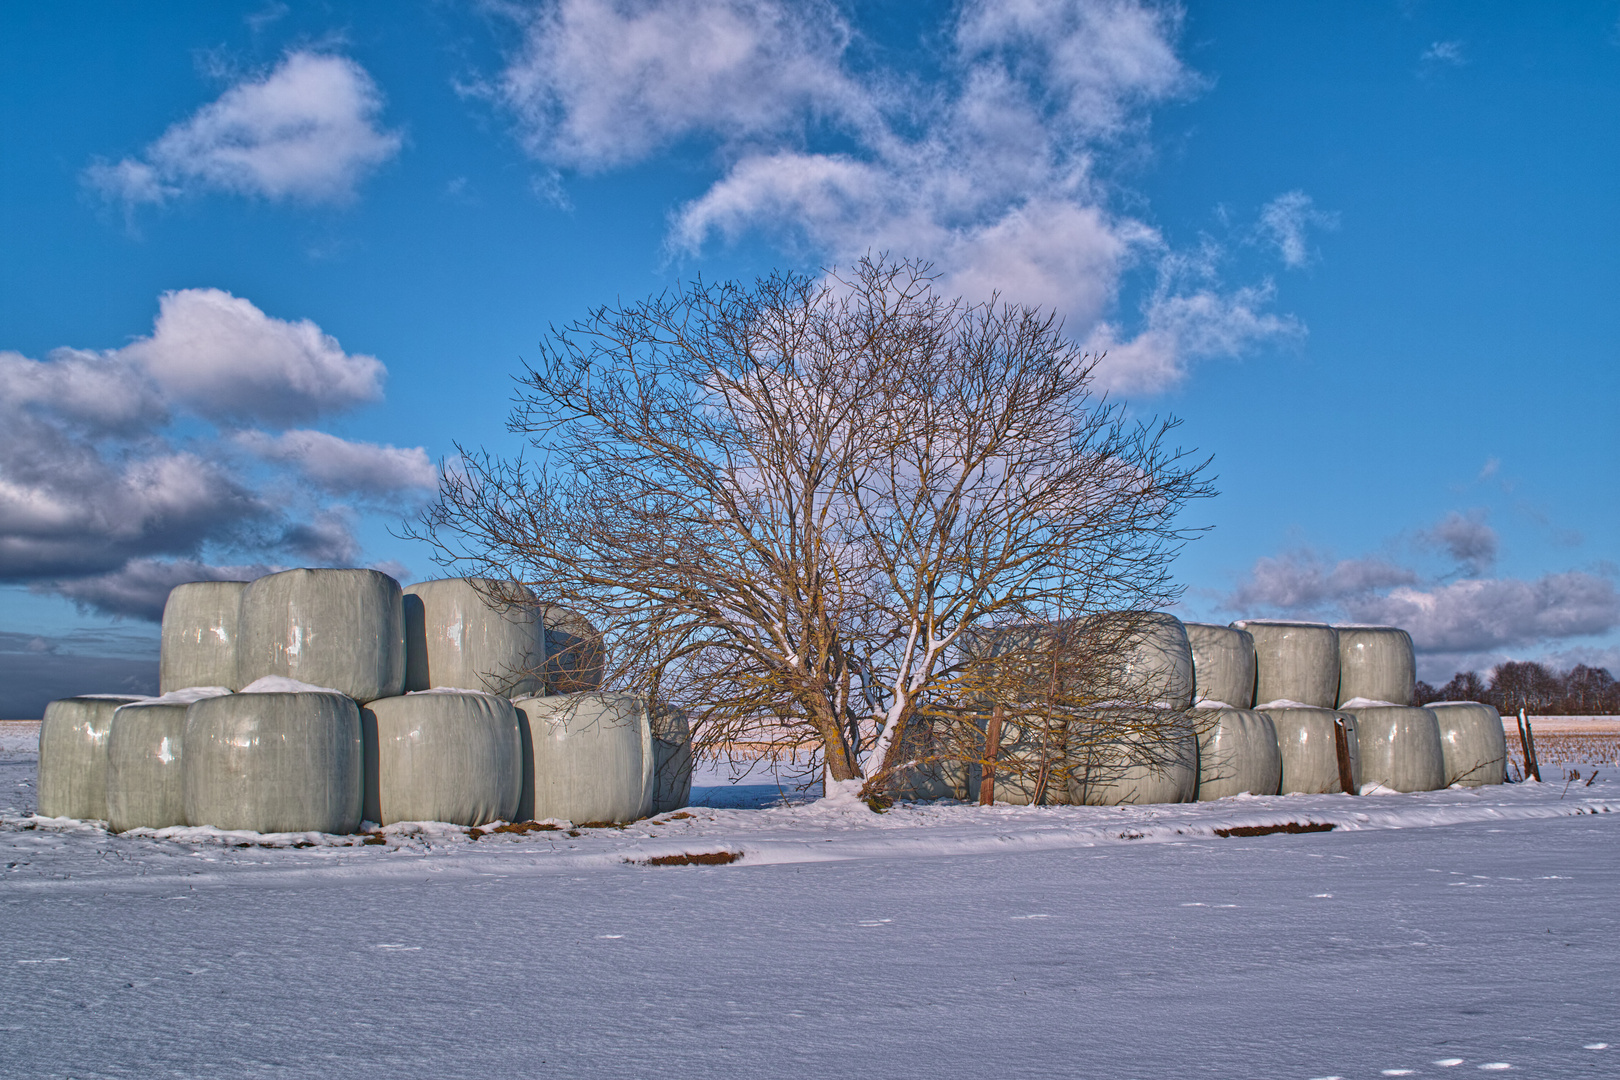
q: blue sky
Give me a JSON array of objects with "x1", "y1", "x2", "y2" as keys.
[{"x1": 2, "y1": 1, "x2": 1616, "y2": 715}]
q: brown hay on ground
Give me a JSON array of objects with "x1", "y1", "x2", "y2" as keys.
[
  {"x1": 1214, "y1": 822, "x2": 1335, "y2": 838},
  {"x1": 633, "y1": 851, "x2": 742, "y2": 866}
]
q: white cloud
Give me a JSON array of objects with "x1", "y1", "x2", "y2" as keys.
[
  {"x1": 497, "y1": 0, "x2": 862, "y2": 170},
  {"x1": 1421, "y1": 40, "x2": 1465, "y2": 66},
  {"x1": 1349, "y1": 573, "x2": 1619, "y2": 653},
  {"x1": 1419, "y1": 510, "x2": 1497, "y2": 575},
  {"x1": 87, "y1": 51, "x2": 401, "y2": 206},
  {"x1": 1226, "y1": 550, "x2": 1419, "y2": 616},
  {"x1": 236, "y1": 429, "x2": 437, "y2": 497},
  {"x1": 1257, "y1": 190, "x2": 1338, "y2": 269},
  {"x1": 118, "y1": 288, "x2": 385, "y2": 424},
  {"x1": 46, "y1": 558, "x2": 276, "y2": 622},
  {"x1": 499, "y1": 0, "x2": 1295, "y2": 395},
  {"x1": 2, "y1": 290, "x2": 406, "y2": 618}
]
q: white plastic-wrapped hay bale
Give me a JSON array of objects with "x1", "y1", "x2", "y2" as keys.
[
  {"x1": 1065, "y1": 712, "x2": 1199, "y2": 806},
  {"x1": 1335, "y1": 625, "x2": 1416, "y2": 707},
  {"x1": 184, "y1": 691, "x2": 363, "y2": 834},
  {"x1": 237, "y1": 568, "x2": 405, "y2": 703},
  {"x1": 513, "y1": 692, "x2": 653, "y2": 823},
  {"x1": 1261, "y1": 704, "x2": 1361, "y2": 795},
  {"x1": 1345, "y1": 704, "x2": 1446, "y2": 793},
  {"x1": 160, "y1": 581, "x2": 248, "y2": 693},
  {"x1": 106, "y1": 687, "x2": 231, "y2": 832},
  {"x1": 402, "y1": 578, "x2": 545, "y2": 697},
  {"x1": 1235, "y1": 621, "x2": 1340, "y2": 710},
  {"x1": 539, "y1": 606, "x2": 605, "y2": 695},
  {"x1": 650, "y1": 705, "x2": 694, "y2": 814},
  {"x1": 360, "y1": 691, "x2": 521, "y2": 827},
  {"x1": 1194, "y1": 707, "x2": 1281, "y2": 800},
  {"x1": 1086, "y1": 611, "x2": 1196, "y2": 710},
  {"x1": 36, "y1": 695, "x2": 148, "y2": 820},
  {"x1": 1428, "y1": 701, "x2": 1507, "y2": 787},
  {"x1": 1186, "y1": 623, "x2": 1257, "y2": 708}
]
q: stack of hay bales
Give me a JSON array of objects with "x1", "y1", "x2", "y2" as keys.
[
  {"x1": 1329, "y1": 625, "x2": 1446, "y2": 793},
  {"x1": 1185, "y1": 623, "x2": 1281, "y2": 800},
  {"x1": 36, "y1": 570, "x2": 693, "y2": 834}
]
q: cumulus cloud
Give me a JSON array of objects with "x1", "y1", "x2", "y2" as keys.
[
  {"x1": 1257, "y1": 190, "x2": 1338, "y2": 269},
  {"x1": 1223, "y1": 511, "x2": 1619, "y2": 666},
  {"x1": 86, "y1": 51, "x2": 401, "y2": 207},
  {"x1": 1226, "y1": 550, "x2": 1419, "y2": 617},
  {"x1": 1348, "y1": 573, "x2": 1620, "y2": 654},
  {"x1": 120, "y1": 288, "x2": 385, "y2": 424},
  {"x1": 1419, "y1": 510, "x2": 1498, "y2": 576},
  {"x1": 2, "y1": 291, "x2": 408, "y2": 620},
  {"x1": 498, "y1": 0, "x2": 863, "y2": 169},
  {"x1": 44, "y1": 558, "x2": 276, "y2": 622},
  {"x1": 236, "y1": 429, "x2": 437, "y2": 497},
  {"x1": 495, "y1": 0, "x2": 1296, "y2": 394}
]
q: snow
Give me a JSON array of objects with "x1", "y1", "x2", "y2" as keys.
[
  {"x1": 135, "y1": 686, "x2": 233, "y2": 705},
  {"x1": 1256, "y1": 698, "x2": 1324, "y2": 710},
  {"x1": 2, "y1": 734, "x2": 1617, "y2": 1078},
  {"x1": 238, "y1": 675, "x2": 344, "y2": 694},
  {"x1": 1340, "y1": 696, "x2": 1402, "y2": 709},
  {"x1": 1195, "y1": 698, "x2": 1234, "y2": 709}
]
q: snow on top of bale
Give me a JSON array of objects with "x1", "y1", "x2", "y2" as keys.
[
  {"x1": 239, "y1": 675, "x2": 344, "y2": 695},
  {"x1": 1339, "y1": 696, "x2": 1402, "y2": 709},
  {"x1": 1255, "y1": 698, "x2": 1328, "y2": 710}
]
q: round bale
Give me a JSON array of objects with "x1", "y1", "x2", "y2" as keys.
[
  {"x1": 107, "y1": 701, "x2": 191, "y2": 831},
  {"x1": 539, "y1": 606, "x2": 605, "y2": 695},
  {"x1": 650, "y1": 705, "x2": 694, "y2": 814},
  {"x1": 1186, "y1": 623, "x2": 1257, "y2": 708},
  {"x1": 1428, "y1": 701, "x2": 1507, "y2": 787},
  {"x1": 1088, "y1": 611, "x2": 1196, "y2": 710},
  {"x1": 1065, "y1": 712, "x2": 1199, "y2": 806},
  {"x1": 514, "y1": 692, "x2": 654, "y2": 824},
  {"x1": 1235, "y1": 621, "x2": 1341, "y2": 710},
  {"x1": 1335, "y1": 625, "x2": 1416, "y2": 708},
  {"x1": 160, "y1": 580, "x2": 248, "y2": 693},
  {"x1": 361, "y1": 691, "x2": 521, "y2": 827},
  {"x1": 37, "y1": 696, "x2": 147, "y2": 820},
  {"x1": 402, "y1": 578, "x2": 545, "y2": 697},
  {"x1": 1341, "y1": 704, "x2": 1445, "y2": 793},
  {"x1": 237, "y1": 568, "x2": 405, "y2": 703},
  {"x1": 184, "y1": 692, "x2": 363, "y2": 834},
  {"x1": 1195, "y1": 707, "x2": 1282, "y2": 800},
  {"x1": 1262, "y1": 705, "x2": 1361, "y2": 795}
]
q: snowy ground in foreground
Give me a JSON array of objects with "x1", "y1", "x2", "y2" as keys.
[{"x1": 2, "y1": 741, "x2": 1617, "y2": 1079}]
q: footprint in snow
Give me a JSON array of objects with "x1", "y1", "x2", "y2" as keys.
[
  {"x1": 1382, "y1": 1069, "x2": 1416, "y2": 1076},
  {"x1": 1477, "y1": 1064, "x2": 1511, "y2": 1071},
  {"x1": 1433, "y1": 1059, "x2": 1465, "y2": 1067},
  {"x1": 1583, "y1": 1043, "x2": 1609, "y2": 1050}
]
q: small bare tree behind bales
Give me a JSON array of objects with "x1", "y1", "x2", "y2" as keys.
[{"x1": 411, "y1": 257, "x2": 1213, "y2": 796}]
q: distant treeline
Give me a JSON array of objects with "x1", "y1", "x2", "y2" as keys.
[{"x1": 1415, "y1": 662, "x2": 1619, "y2": 716}]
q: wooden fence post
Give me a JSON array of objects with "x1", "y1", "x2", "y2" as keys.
[
  {"x1": 1333, "y1": 717, "x2": 1357, "y2": 795},
  {"x1": 978, "y1": 705, "x2": 1003, "y2": 806}
]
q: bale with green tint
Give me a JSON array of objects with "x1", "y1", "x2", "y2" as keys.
[
  {"x1": 1235, "y1": 621, "x2": 1341, "y2": 710},
  {"x1": 1346, "y1": 704, "x2": 1446, "y2": 793},
  {"x1": 1429, "y1": 701, "x2": 1507, "y2": 787},
  {"x1": 361, "y1": 691, "x2": 521, "y2": 827},
  {"x1": 1065, "y1": 712, "x2": 1199, "y2": 806},
  {"x1": 1186, "y1": 623, "x2": 1256, "y2": 708},
  {"x1": 159, "y1": 580, "x2": 248, "y2": 693},
  {"x1": 236, "y1": 568, "x2": 405, "y2": 703},
  {"x1": 650, "y1": 705, "x2": 694, "y2": 814},
  {"x1": 1335, "y1": 625, "x2": 1416, "y2": 708},
  {"x1": 513, "y1": 692, "x2": 653, "y2": 824},
  {"x1": 37, "y1": 696, "x2": 147, "y2": 820},
  {"x1": 107, "y1": 701, "x2": 190, "y2": 831},
  {"x1": 1195, "y1": 707, "x2": 1281, "y2": 800},
  {"x1": 1262, "y1": 705, "x2": 1361, "y2": 795},
  {"x1": 402, "y1": 578, "x2": 545, "y2": 697},
  {"x1": 184, "y1": 691, "x2": 363, "y2": 834}
]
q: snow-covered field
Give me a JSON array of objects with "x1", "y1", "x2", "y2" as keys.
[{"x1": 2, "y1": 730, "x2": 1616, "y2": 1079}]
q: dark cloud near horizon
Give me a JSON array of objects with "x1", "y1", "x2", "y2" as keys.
[{"x1": 0, "y1": 628, "x2": 159, "y2": 719}]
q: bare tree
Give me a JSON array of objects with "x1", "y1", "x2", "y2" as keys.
[{"x1": 409, "y1": 258, "x2": 1212, "y2": 796}]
